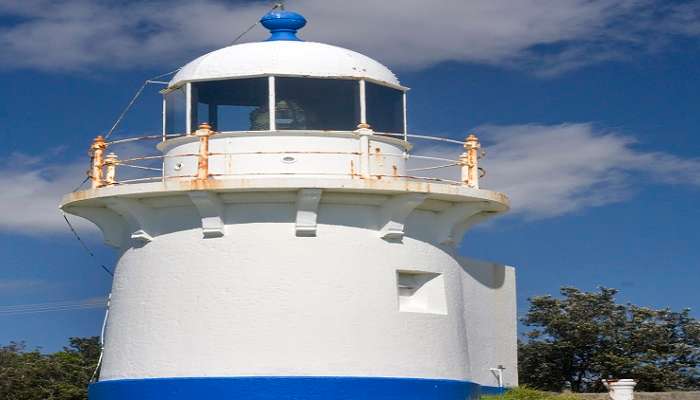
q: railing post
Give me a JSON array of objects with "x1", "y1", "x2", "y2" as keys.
[
  {"x1": 104, "y1": 152, "x2": 119, "y2": 186},
  {"x1": 89, "y1": 135, "x2": 107, "y2": 189},
  {"x1": 355, "y1": 123, "x2": 373, "y2": 179},
  {"x1": 196, "y1": 123, "x2": 214, "y2": 180},
  {"x1": 461, "y1": 133, "x2": 481, "y2": 189}
]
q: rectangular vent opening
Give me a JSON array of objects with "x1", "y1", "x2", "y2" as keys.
[{"x1": 396, "y1": 270, "x2": 447, "y2": 315}]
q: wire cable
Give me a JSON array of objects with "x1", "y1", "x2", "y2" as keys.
[
  {"x1": 62, "y1": 212, "x2": 114, "y2": 277},
  {"x1": 226, "y1": 3, "x2": 282, "y2": 47},
  {"x1": 0, "y1": 298, "x2": 107, "y2": 316},
  {"x1": 104, "y1": 68, "x2": 182, "y2": 140}
]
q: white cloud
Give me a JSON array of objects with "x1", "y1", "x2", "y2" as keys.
[
  {"x1": 0, "y1": 0, "x2": 698, "y2": 74},
  {"x1": 409, "y1": 123, "x2": 700, "y2": 217},
  {"x1": 0, "y1": 152, "x2": 91, "y2": 233},
  {"x1": 0, "y1": 279, "x2": 47, "y2": 292},
  {"x1": 2, "y1": 123, "x2": 698, "y2": 235}
]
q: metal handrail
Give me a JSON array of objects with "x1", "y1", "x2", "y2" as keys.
[{"x1": 85, "y1": 126, "x2": 485, "y2": 190}]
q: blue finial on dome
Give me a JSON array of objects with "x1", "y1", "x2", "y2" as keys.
[{"x1": 260, "y1": 8, "x2": 307, "y2": 41}]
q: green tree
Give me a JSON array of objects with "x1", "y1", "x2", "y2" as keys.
[
  {"x1": 519, "y1": 287, "x2": 700, "y2": 392},
  {"x1": 0, "y1": 337, "x2": 100, "y2": 400}
]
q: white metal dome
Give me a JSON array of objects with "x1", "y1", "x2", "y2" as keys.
[{"x1": 169, "y1": 40, "x2": 402, "y2": 89}]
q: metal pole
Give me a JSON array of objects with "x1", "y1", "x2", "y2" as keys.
[
  {"x1": 90, "y1": 136, "x2": 107, "y2": 189},
  {"x1": 356, "y1": 123, "x2": 372, "y2": 179},
  {"x1": 186, "y1": 83, "x2": 193, "y2": 135},
  {"x1": 196, "y1": 123, "x2": 214, "y2": 180},
  {"x1": 268, "y1": 76, "x2": 276, "y2": 131},
  {"x1": 461, "y1": 133, "x2": 481, "y2": 189},
  {"x1": 359, "y1": 80, "x2": 367, "y2": 125},
  {"x1": 402, "y1": 91, "x2": 408, "y2": 142},
  {"x1": 104, "y1": 152, "x2": 119, "y2": 186}
]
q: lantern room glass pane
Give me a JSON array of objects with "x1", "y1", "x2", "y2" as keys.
[
  {"x1": 275, "y1": 77, "x2": 360, "y2": 130},
  {"x1": 192, "y1": 78, "x2": 269, "y2": 131},
  {"x1": 165, "y1": 87, "x2": 187, "y2": 134},
  {"x1": 366, "y1": 82, "x2": 403, "y2": 133}
]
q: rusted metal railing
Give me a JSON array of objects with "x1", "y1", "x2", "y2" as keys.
[
  {"x1": 89, "y1": 136, "x2": 107, "y2": 189},
  {"x1": 195, "y1": 123, "x2": 213, "y2": 180},
  {"x1": 103, "y1": 152, "x2": 119, "y2": 186},
  {"x1": 81, "y1": 128, "x2": 487, "y2": 190},
  {"x1": 460, "y1": 133, "x2": 483, "y2": 189}
]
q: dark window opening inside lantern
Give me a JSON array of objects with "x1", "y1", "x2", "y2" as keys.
[
  {"x1": 192, "y1": 78, "x2": 270, "y2": 131},
  {"x1": 168, "y1": 77, "x2": 406, "y2": 134},
  {"x1": 366, "y1": 82, "x2": 403, "y2": 134},
  {"x1": 274, "y1": 77, "x2": 360, "y2": 131}
]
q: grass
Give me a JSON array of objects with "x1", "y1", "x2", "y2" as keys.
[{"x1": 482, "y1": 387, "x2": 583, "y2": 400}]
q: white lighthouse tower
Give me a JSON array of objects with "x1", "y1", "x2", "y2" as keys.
[{"x1": 62, "y1": 8, "x2": 517, "y2": 400}]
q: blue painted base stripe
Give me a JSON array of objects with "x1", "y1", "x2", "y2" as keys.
[
  {"x1": 89, "y1": 376, "x2": 482, "y2": 400},
  {"x1": 480, "y1": 385, "x2": 507, "y2": 396}
]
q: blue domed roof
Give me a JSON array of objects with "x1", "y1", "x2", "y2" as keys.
[{"x1": 260, "y1": 10, "x2": 307, "y2": 41}]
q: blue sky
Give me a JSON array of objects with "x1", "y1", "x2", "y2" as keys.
[{"x1": 0, "y1": 0, "x2": 699, "y2": 351}]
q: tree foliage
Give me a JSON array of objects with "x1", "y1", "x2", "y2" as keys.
[
  {"x1": 519, "y1": 287, "x2": 700, "y2": 393},
  {"x1": 0, "y1": 337, "x2": 99, "y2": 400}
]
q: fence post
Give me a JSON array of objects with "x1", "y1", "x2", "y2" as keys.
[
  {"x1": 196, "y1": 123, "x2": 214, "y2": 180},
  {"x1": 90, "y1": 135, "x2": 107, "y2": 189},
  {"x1": 355, "y1": 123, "x2": 373, "y2": 179},
  {"x1": 104, "y1": 152, "x2": 119, "y2": 186},
  {"x1": 461, "y1": 133, "x2": 481, "y2": 189}
]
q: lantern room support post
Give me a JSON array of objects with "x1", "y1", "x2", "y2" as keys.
[
  {"x1": 359, "y1": 79, "x2": 367, "y2": 125},
  {"x1": 268, "y1": 76, "x2": 276, "y2": 131}
]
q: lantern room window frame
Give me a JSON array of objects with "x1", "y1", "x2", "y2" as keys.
[{"x1": 161, "y1": 75, "x2": 409, "y2": 140}]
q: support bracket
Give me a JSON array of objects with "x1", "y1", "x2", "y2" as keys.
[
  {"x1": 435, "y1": 202, "x2": 487, "y2": 245},
  {"x1": 62, "y1": 206, "x2": 127, "y2": 249},
  {"x1": 295, "y1": 189, "x2": 322, "y2": 237},
  {"x1": 378, "y1": 193, "x2": 427, "y2": 240},
  {"x1": 104, "y1": 198, "x2": 156, "y2": 244},
  {"x1": 449, "y1": 210, "x2": 500, "y2": 246},
  {"x1": 188, "y1": 191, "x2": 225, "y2": 238}
]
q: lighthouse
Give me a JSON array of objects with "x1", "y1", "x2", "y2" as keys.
[{"x1": 61, "y1": 8, "x2": 517, "y2": 400}]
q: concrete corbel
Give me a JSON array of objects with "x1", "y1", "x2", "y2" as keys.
[
  {"x1": 449, "y1": 210, "x2": 500, "y2": 246},
  {"x1": 104, "y1": 198, "x2": 156, "y2": 244},
  {"x1": 188, "y1": 191, "x2": 225, "y2": 238},
  {"x1": 62, "y1": 206, "x2": 127, "y2": 248},
  {"x1": 378, "y1": 193, "x2": 427, "y2": 240},
  {"x1": 295, "y1": 188, "x2": 322, "y2": 237},
  {"x1": 435, "y1": 202, "x2": 488, "y2": 245}
]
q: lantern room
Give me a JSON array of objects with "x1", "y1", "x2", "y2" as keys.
[{"x1": 162, "y1": 10, "x2": 408, "y2": 136}]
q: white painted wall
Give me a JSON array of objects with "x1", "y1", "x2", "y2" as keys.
[
  {"x1": 459, "y1": 257, "x2": 518, "y2": 387},
  {"x1": 159, "y1": 131, "x2": 409, "y2": 180},
  {"x1": 93, "y1": 197, "x2": 516, "y2": 386},
  {"x1": 101, "y1": 202, "x2": 468, "y2": 381}
]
